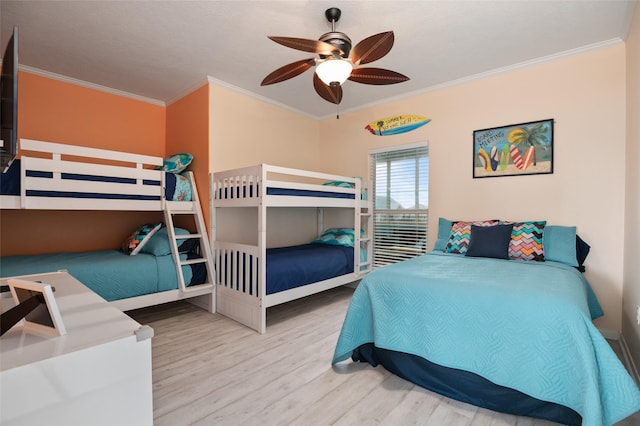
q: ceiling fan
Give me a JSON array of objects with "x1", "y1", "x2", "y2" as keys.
[{"x1": 260, "y1": 7, "x2": 410, "y2": 105}]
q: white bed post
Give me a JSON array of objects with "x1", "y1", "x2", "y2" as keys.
[
  {"x1": 354, "y1": 178, "x2": 362, "y2": 275},
  {"x1": 258, "y1": 165, "x2": 268, "y2": 334}
]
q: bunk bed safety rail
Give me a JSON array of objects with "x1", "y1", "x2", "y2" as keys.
[
  {"x1": 12, "y1": 139, "x2": 166, "y2": 210},
  {"x1": 214, "y1": 241, "x2": 261, "y2": 297},
  {"x1": 212, "y1": 164, "x2": 360, "y2": 202}
]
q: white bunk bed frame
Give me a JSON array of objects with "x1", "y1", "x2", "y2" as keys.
[
  {"x1": 1, "y1": 138, "x2": 215, "y2": 312},
  {"x1": 211, "y1": 164, "x2": 372, "y2": 334}
]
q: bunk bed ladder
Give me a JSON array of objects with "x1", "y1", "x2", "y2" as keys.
[
  {"x1": 163, "y1": 172, "x2": 216, "y2": 306},
  {"x1": 358, "y1": 183, "x2": 373, "y2": 275}
]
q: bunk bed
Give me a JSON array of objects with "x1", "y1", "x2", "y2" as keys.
[
  {"x1": 211, "y1": 164, "x2": 372, "y2": 333},
  {"x1": 0, "y1": 139, "x2": 215, "y2": 312}
]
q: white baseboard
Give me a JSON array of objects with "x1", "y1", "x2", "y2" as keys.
[
  {"x1": 619, "y1": 334, "x2": 640, "y2": 387},
  {"x1": 597, "y1": 328, "x2": 640, "y2": 386},
  {"x1": 598, "y1": 328, "x2": 620, "y2": 340}
]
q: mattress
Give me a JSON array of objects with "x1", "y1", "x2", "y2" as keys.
[
  {"x1": 266, "y1": 243, "x2": 354, "y2": 294},
  {"x1": 0, "y1": 250, "x2": 206, "y2": 301}
]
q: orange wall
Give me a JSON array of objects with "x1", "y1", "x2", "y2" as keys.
[
  {"x1": 166, "y1": 83, "x2": 210, "y2": 230},
  {"x1": 18, "y1": 72, "x2": 165, "y2": 153},
  {"x1": 1, "y1": 71, "x2": 166, "y2": 256}
]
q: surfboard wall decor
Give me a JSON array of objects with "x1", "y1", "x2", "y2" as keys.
[{"x1": 365, "y1": 115, "x2": 431, "y2": 136}]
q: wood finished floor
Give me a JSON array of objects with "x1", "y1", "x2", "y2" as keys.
[{"x1": 128, "y1": 287, "x2": 640, "y2": 426}]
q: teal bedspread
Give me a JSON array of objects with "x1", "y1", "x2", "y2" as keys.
[
  {"x1": 332, "y1": 252, "x2": 640, "y2": 426},
  {"x1": 0, "y1": 250, "x2": 191, "y2": 301}
]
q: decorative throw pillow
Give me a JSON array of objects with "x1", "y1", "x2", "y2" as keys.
[
  {"x1": 312, "y1": 228, "x2": 361, "y2": 247},
  {"x1": 433, "y1": 217, "x2": 453, "y2": 252},
  {"x1": 163, "y1": 153, "x2": 193, "y2": 173},
  {"x1": 543, "y1": 225, "x2": 578, "y2": 266},
  {"x1": 140, "y1": 227, "x2": 191, "y2": 256},
  {"x1": 445, "y1": 220, "x2": 499, "y2": 255},
  {"x1": 121, "y1": 223, "x2": 162, "y2": 255},
  {"x1": 576, "y1": 234, "x2": 590, "y2": 271},
  {"x1": 507, "y1": 221, "x2": 546, "y2": 261},
  {"x1": 465, "y1": 224, "x2": 514, "y2": 259},
  {"x1": 322, "y1": 180, "x2": 354, "y2": 188}
]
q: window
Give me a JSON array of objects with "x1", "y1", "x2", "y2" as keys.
[{"x1": 370, "y1": 143, "x2": 429, "y2": 267}]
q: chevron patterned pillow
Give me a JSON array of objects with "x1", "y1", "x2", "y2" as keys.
[
  {"x1": 507, "y1": 221, "x2": 546, "y2": 261},
  {"x1": 445, "y1": 220, "x2": 499, "y2": 254}
]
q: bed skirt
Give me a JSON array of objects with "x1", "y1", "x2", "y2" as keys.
[{"x1": 352, "y1": 343, "x2": 581, "y2": 426}]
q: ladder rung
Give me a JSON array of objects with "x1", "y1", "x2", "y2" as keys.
[
  {"x1": 175, "y1": 233, "x2": 202, "y2": 240},
  {"x1": 181, "y1": 258, "x2": 209, "y2": 266},
  {"x1": 182, "y1": 283, "x2": 214, "y2": 293},
  {"x1": 169, "y1": 210, "x2": 196, "y2": 215}
]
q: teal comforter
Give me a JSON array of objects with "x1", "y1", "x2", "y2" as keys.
[
  {"x1": 0, "y1": 250, "x2": 192, "y2": 301},
  {"x1": 332, "y1": 252, "x2": 640, "y2": 426}
]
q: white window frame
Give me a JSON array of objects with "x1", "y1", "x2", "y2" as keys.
[{"x1": 369, "y1": 141, "x2": 429, "y2": 268}]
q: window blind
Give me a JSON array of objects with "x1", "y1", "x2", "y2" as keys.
[{"x1": 370, "y1": 144, "x2": 429, "y2": 268}]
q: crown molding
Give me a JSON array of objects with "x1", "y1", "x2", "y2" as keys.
[
  {"x1": 19, "y1": 65, "x2": 166, "y2": 107},
  {"x1": 317, "y1": 37, "x2": 625, "y2": 120},
  {"x1": 13, "y1": 37, "x2": 624, "y2": 119},
  {"x1": 204, "y1": 75, "x2": 317, "y2": 120}
]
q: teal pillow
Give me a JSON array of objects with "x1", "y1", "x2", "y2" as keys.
[
  {"x1": 163, "y1": 153, "x2": 193, "y2": 173},
  {"x1": 140, "y1": 227, "x2": 191, "y2": 256},
  {"x1": 312, "y1": 228, "x2": 361, "y2": 247},
  {"x1": 322, "y1": 180, "x2": 353, "y2": 188},
  {"x1": 433, "y1": 217, "x2": 452, "y2": 251},
  {"x1": 544, "y1": 225, "x2": 578, "y2": 267}
]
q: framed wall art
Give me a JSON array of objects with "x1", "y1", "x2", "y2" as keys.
[{"x1": 473, "y1": 118, "x2": 554, "y2": 178}]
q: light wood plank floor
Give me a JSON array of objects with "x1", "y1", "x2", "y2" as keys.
[{"x1": 128, "y1": 287, "x2": 640, "y2": 426}]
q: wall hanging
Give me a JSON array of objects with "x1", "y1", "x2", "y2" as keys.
[
  {"x1": 473, "y1": 118, "x2": 553, "y2": 178},
  {"x1": 365, "y1": 115, "x2": 431, "y2": 136}
]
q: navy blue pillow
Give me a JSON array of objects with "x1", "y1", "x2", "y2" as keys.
[
  {"x1": 465, "y1": 224, "x2": 514, "y2": 260},
  {"x1": 576, "y1": 234, "x2": 590, "y2": 272}
]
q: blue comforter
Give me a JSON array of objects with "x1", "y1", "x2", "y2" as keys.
[
  {"x1": 332, "y1": 252, "x2": 640, "y2": 426},
  {"x1": 267, "y1": 244, "x2": 354, "y2": 294}
]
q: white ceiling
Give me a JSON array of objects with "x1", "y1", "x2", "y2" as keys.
[{"x1": 1, "y1": 1, "x2": 636, "y2": 119}]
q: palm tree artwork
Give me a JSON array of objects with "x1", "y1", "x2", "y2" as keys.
[{"x1": 507, "y1": 121, "x2": 550, "y2": 168}]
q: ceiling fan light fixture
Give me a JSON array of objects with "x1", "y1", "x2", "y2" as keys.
[{"x1": 315, "y1": 58, "x2": 353, "y2": 86}]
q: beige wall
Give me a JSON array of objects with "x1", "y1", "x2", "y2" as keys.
[
  {"x1": 208, "y1": 84, "x2": 326, "y2": 247},
  {"x1": 318, "y1": 45, "x2": 627, "y2": 334},
  {"x1": 209, "y1": 84, "x2": 322, "y2": 172},
  {"x1": 623, "y1": 1, "x2": 640, "y2": 374}
]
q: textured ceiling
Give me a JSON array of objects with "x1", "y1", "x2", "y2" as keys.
[{"x1": 1, "y1": 1, "x2": 636, "y2": 119}]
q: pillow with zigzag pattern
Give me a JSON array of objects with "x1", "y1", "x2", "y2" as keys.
[
  {"x1": 444, "y1": 220, "x2": 499, "y2": 255},
  {"x1": 505, "y1": 221, "x2": 546, "y2": 261}
]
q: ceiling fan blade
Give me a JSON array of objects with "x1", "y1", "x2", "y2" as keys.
[
  {"x1": 261, "y1": 58, "x2": 316, "y2": 86},
  {"x1": 348, "y1": 68, "x2": 410, "y2": 85},
  {"x1": 351, "y1": 31, "x2": 394, "y2": 65},
  {"x1": 268, "y1": 36, "x2": 344, "y2": 56},
  {"x1": 313, "y1": 73, "x2": 343, "y2": 104}
]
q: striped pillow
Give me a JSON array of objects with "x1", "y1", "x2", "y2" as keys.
[
  {"x1": 507, "y1": 221, "x2": 546, "y2": 261},
  {"x1": 445, "y1": 220, "x2": 499, "y2": 254}
]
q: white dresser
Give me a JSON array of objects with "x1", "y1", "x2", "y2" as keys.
[{"x1": 0, "y1": 271, "x2": 154, "y2": 426}]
